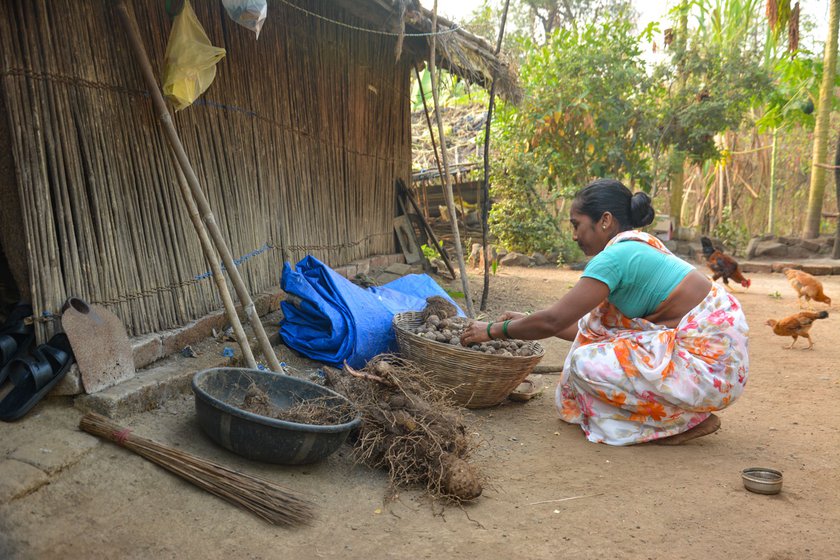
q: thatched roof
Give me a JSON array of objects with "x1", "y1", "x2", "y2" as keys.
[{"x1": 332, "y1": 0, "x2": 521, "y2": 102}]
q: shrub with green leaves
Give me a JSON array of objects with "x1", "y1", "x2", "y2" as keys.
[{"x1": 489, "y1": 19, "x2": 657, "y2": 254}]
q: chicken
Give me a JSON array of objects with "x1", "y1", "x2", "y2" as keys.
[
  {"x1": 783, "y1": 268, "x2": 832, "y2": 309},
  {"x1": 700, "y1": 237, "x2": 751, "y2": 290},
  {"x1": 765, "y1": 310, "x2": 829, "y2": 349}
]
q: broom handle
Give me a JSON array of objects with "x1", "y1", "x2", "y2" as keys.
[
  {"x1": 115, "y1": 1, "x2": 283, "y2": 373},
  {"x1": 79, "y1": 412, "x2": 137, "y2": 445}
]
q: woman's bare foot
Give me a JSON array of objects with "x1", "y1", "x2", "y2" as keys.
[{"x1": 652, "y1": 414, "x2": 721, "y2": 446}]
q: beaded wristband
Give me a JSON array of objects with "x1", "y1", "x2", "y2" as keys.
[
  {"x1": 486, "y1": 321, "x2": 494, "y2": 339},
  {"x1": 502, "y1": 320, "x2": 511, "y2": 339}
]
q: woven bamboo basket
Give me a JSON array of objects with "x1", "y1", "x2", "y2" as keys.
[{"x1": 392, "y1": 312, "x2": 545, "y2": 408}]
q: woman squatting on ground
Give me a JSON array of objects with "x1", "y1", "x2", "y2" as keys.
[{"x1": 460, "y1": 179, "x2": 749, "y2": 446}]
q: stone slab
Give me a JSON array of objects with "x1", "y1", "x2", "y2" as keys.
[
  {"x1": 771, "y1": 262, "x2": 802, "y2": 273},
  {"x1": 385, "y1": 262, "x2": 413, "y2": 275},
  {"x1": 372, "y1": 271, "x2": 402, "y2": 285},
  {"x1": 800, "y1": 264, "x2": 836, "y2": 276},
  {"x1": 739, "y1": 262, "x2": 773, "y2": 274},
  {"x1": 0, "y1": 459, "x2": 49, "y2": 503}
]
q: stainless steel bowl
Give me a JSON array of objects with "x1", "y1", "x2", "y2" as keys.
[{"x1": 742, "y1": 467, "x2": 783, "y2": 495}]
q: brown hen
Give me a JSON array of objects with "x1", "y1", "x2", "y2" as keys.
[
  {"x1": 783, "y1": 268, "x2": 832, "y2": 309},
  {"x1": 766, "y1": 310, "x2": 829, "y2": 349},
  {"x1": 700, "y1": 237, "x2": 750, "y2": 290}
]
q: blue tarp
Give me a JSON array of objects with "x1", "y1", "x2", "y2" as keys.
[{"x1": 279, "y1": 256, "x2": 464, "y2": 368}]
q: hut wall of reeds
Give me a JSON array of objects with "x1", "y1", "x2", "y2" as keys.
[{"x1": 0, "y1": 0, "x2": 413, "y2": 340}]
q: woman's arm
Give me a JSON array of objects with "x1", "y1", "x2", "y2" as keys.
[{"x1": 460, "y1": 277, "x2": 609, "y2": 344}]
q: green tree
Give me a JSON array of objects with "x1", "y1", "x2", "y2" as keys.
[
  {"x1": 652, "y1": 0, "x2": 773, "y2": 229},
  {"x1": 489, "y1": 20, "x2": 657, "y2": 253},
  {"x1": 756, "y1": 54, "x2": 822, "y2": 233},
  {"x1": 464, "y1": 0, "x2": 636, "y2": 63},
  {"x1": 803, "y1": 0, "x2": 840, "y2": 239}
]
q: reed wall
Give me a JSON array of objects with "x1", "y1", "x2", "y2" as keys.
[{"x1": 0, "y1": 0, "x2": 412, "y2": 340}]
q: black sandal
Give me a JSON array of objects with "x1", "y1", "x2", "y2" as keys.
[
  {"x1": 0, "y1": 333, "x2": 75, "y2": 422},
  {"x1": 0, "y1": 302, "x2": 35, "y2": 384}
]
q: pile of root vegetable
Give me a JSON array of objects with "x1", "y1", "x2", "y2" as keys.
[
  {"x1": 324, "y1": 354, "x2": 482, "y2": 502},
  {"x1": 410, "y1": 314, "x2": 538, "y2": 357}
]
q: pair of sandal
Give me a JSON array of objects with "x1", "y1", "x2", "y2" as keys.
[{"x1": 0, "y1": 302, "x2": 75, "y2": 422}]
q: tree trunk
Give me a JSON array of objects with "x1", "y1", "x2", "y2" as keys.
[
  {"x1": 668, "y1": 4, "x2": 690, "y2": 234},
  {"x1": 669, "y1": 151, "x2": 685, "y2": 233},
  {"x1": 803, "y1": 0, "x2": 840, "y2": 239},
  {"x1": 768, "y1": 127, "x2": 778, "y2": 235},
  {"x1": 833, "y1": 129, "x2": 840, "y2": 258}
]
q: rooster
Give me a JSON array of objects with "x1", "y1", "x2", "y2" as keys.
[
  {"x1": 783, "y1": 268, "x2": 832, "y2": 309},
  {"x1": 766, "y1": 310, "x2": 829, "y2": 349},
  {"x1": 700, "y1": 237, "x2": 751, "y2": 290}
]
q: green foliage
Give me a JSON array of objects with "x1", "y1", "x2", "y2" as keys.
[
  {"x1": 465, "y1": 1, "x2": 638, "y2": 69},
  {"x1": 652, "y1": 46, "x2": 772, "y2": 163},
  {"x1": 488, "y1": 19, "x2": 657, "y2": 253},
  {"x1": 410, "y1": 66, "x2": 486, "y2": 112},
  {"x1": 488, "y1": 186, "x2": 562, "y2": 254},
  {"x1": 420, "y1": 244, "x2": 437, "y2": 260},
  {"x1": 711, "y1": 206, "x2": 749, "y2": 254},
  {"x1": 756, "y1": 54, "x2": 827, "y2": 132}
]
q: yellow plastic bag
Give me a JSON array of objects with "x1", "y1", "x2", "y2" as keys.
[{"x1": 162, "y1": 0, "x2": 226, "y2": 111}]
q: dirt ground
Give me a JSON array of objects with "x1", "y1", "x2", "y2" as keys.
[{"x1": 1, "y1": 267, "x2": 839, "y2": 560}]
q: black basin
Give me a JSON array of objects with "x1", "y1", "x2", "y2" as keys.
[{"x1": 192, "y1": 367, "x2": 360, "y2": 465}]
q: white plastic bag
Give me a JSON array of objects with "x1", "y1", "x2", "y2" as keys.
[{"x1": 222, "y1": 0, "x2": 268, "y2": 39}]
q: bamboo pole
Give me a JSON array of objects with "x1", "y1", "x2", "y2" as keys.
[
  {"x1": 480, "y1": 0, "x2": 510, "y2": 312},
  {"x1": 428, "y1": 0, "x2": 474, "y2": 317},
  {"x1": 115, "y1": 0, "x2": 281, "y2": 372},
  {"x1": 173, "y1": 163, "x2": 257, "y2": 368}
]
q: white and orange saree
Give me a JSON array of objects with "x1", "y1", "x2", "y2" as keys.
[{"x1": 556, "y1": 231, "x2": 749, "y2": 445}]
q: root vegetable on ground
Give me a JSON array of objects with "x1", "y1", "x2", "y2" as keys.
[{"x1": 324, "y1": 355, "x2": 483, "y2": 502}]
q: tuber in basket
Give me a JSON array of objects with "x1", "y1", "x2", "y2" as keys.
[{"x1": 392, "y1": 312, "x2": 545, "y2": 408}]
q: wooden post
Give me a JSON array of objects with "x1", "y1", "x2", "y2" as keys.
[
  {"x1": 428, "y1": 0, "x2": 474, "y2": 317},
  {"x1": 480, "y1": 0, "x2": 510, "y2": 311},
  {"x1": 115, "y1": 0, "x2": 283, "y2": 372}
]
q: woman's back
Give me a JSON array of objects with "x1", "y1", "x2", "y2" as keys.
[{"x1": 581, "y1": 235, "x2": 694, "y2": 318}]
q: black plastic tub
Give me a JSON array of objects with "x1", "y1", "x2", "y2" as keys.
[{"x1": 192, "y1": 367, "x2": 361, "y2": 465}]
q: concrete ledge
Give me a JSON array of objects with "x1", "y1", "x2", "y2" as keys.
[
  {"x1": 740, "y1": 262, "x2": 773, "y2": 274},
  {"x1": 740, "y1": 260, "x2": 840, "y2": 276},
  {"x1": 73, "y1": 345, "x2": 231, "y2": 418}
]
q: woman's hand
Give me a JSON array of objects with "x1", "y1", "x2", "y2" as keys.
[
  {"x1": 459, "y1": 321, "x2": 490, "y2": 346},
  {"x1": 498, "y1": 311, "x2": 527, "y2": 321}
]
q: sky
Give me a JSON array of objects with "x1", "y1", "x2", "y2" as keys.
[{"x1": 420, "y1": 0, "x2": 831, "y2": 55}]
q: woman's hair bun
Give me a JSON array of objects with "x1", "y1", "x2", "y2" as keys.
[{"x1": 629, "y1": 191, "x2": 655, "y2": 228}]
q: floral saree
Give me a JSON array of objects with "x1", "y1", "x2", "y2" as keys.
[{"x1": 556, "y1": 231, "x2": 749, "y2": 446}]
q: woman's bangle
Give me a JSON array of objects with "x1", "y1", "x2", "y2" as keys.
[
  {"x1": 486, "y1": 322, "x2": 494, "y2": 339},
  {"x1": 502, "y1": 320, "x2": 511, "y2": 339}
]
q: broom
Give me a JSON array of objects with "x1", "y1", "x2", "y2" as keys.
[{"x1": 79, "y1": 413, "x2": 314, "y2": 526}]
